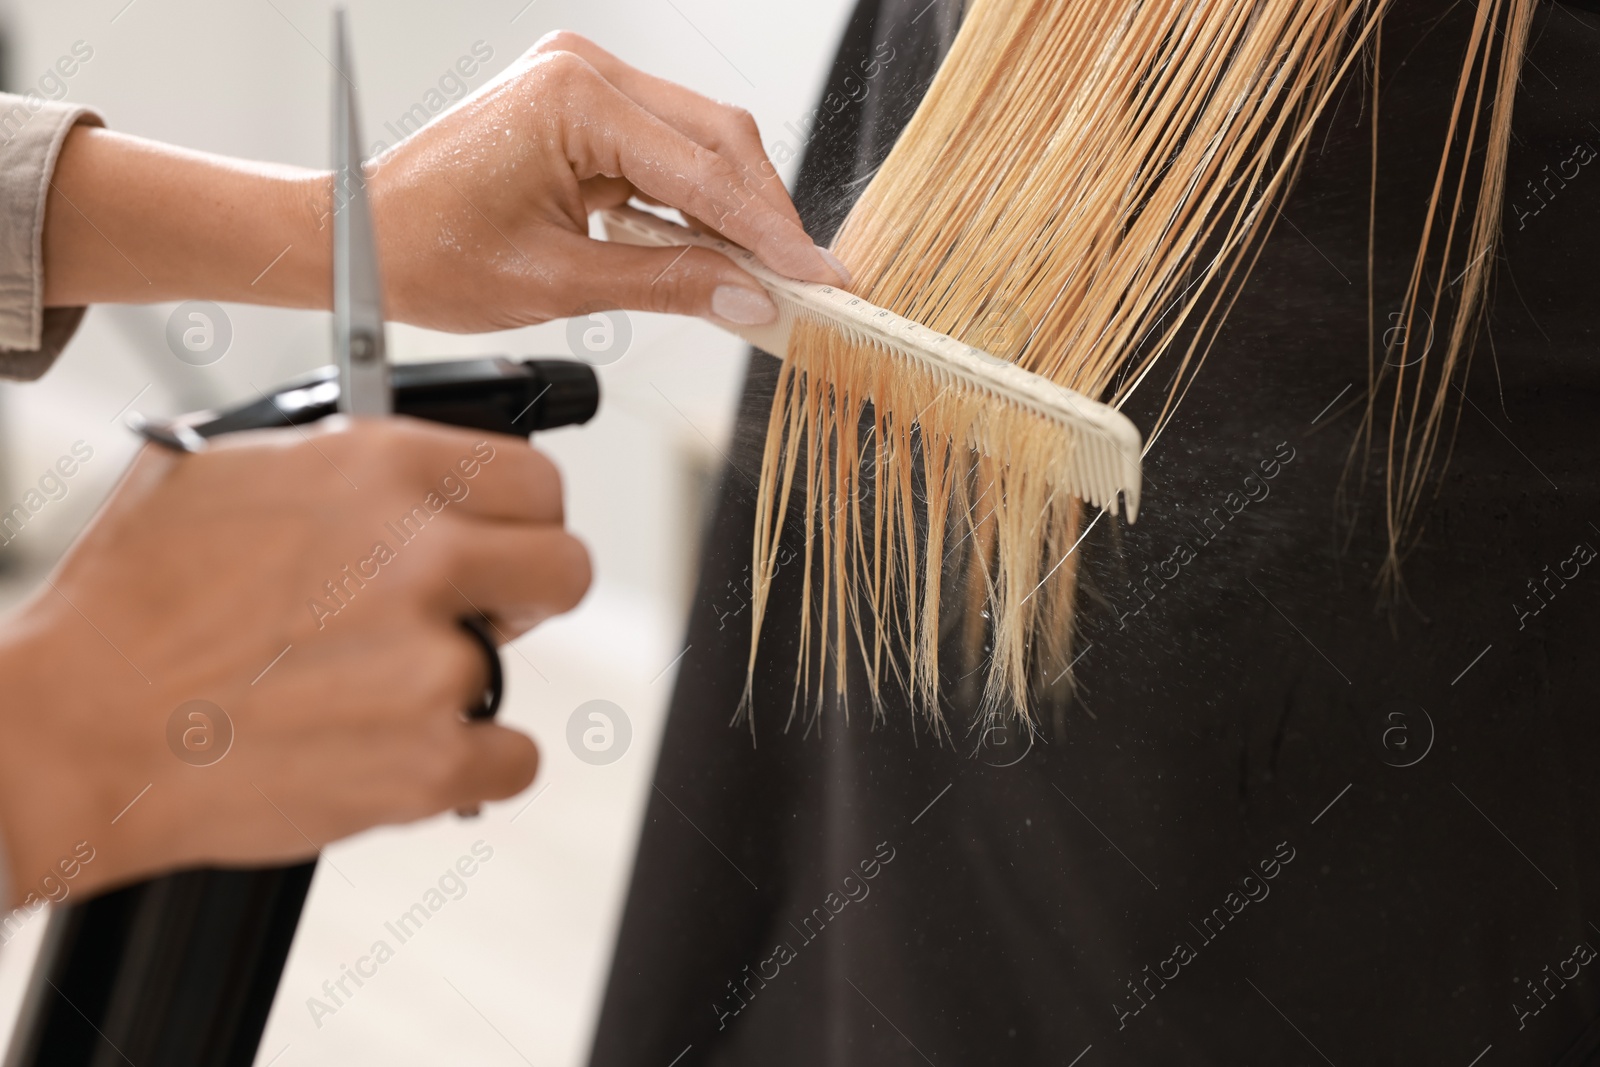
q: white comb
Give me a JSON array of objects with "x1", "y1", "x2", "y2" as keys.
[{"x1": 600, "y1": 206, "x2": 1143, "y2": 521}]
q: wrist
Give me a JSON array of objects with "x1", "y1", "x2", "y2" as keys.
[
  {"x1": 266, "y1": 169, "x2": 335, "y2": 312},
  {"x1": 279, "y1": 166, "x2": 423, "y2": 323}
]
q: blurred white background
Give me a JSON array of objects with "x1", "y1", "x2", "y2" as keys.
[{"x1": 0, "y1": 0, "x2": 854, "y2": 1063}]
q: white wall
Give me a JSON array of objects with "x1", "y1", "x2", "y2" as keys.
[{"x1": 0, "y1": 1, "x2": 854, "y2": 1063}]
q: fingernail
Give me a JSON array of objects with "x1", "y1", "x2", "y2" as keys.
[
  {"x1": 816, "y1": 245, "x2": 853, "y2": 287},
  {"x1": 712, "y1": 285, "x2": 779, "y2": 326}
]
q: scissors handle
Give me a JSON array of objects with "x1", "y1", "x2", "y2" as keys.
[{"x1": 128, "y1": 356, "x2": 599, "y2": 447}]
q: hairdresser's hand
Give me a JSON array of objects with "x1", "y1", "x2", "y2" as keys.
[
  {"x1": 42, "y1": 30, "x2": 845, "y2": 331},
  {"x1": 0, "y1": 419, "x2": 586, "y2": 901},
  {"x1": 369, "y1": 30, "x2": 849, "y2": 332}
]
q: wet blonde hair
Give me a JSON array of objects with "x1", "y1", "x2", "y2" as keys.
[{"x1": 744, "y1": 0, "x2": 1537, "y2": 736}]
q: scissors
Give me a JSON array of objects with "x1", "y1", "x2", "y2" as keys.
[
  {"x1": 123, "y1": 10, "x2": 607, "y2": 731},
  {"x1": 330, "y1": 9, "x2": 392, "y2": 420},
  {"x1": 330, "y1": 9, "x2": 503, "y2": 730},
  {"x1": 132, "y1": 11, "x2": 505, "y2": 722}
]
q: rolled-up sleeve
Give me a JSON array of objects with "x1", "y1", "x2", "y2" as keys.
[{"x1": 0, "y1": 93, "x2": 104, "y2": 381}]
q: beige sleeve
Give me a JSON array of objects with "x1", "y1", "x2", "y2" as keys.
[{"x1": 0, "y1": 93, "x2": 105, "y2": 381}]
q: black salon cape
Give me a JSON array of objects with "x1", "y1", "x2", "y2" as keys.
[{"x1": 589, "y1": 1, "x2": 1600, "y2": 1063}]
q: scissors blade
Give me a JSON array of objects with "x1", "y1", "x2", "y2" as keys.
[{"x1": 332, "y1": 8, "x2": 391, "y2": 417}]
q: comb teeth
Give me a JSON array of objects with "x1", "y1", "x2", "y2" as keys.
[{"x1": 600, "y1": 207, "x2": 1143, "y2": 522}]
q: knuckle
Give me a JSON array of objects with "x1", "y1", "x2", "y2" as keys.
[
  {"x1": 316, "y1": 418, "x2": 415, "y2": 490},
  {"x1": 365, "y1": 422, "x2": 420, "y2": 469},
  {"x1": 643, "y1": 247, "x2": 727, "y2": 316},
  {"x1": 686, "y1": 145, "x2": 737, "y2": 219},
  {"x1": 533, "y1": 29, "x2": 591, "y2": 57},
  {"x1": 408, "y1": 533, "x2": 461, "y2": 588},
  {"x1": 724, "y1": 106, "x2": 760, "y2": 142},
  {"x1": 538, "y1": 49, "x2": 593, "y2": 89},
  {"x1": 341, "y1": 415, "x2": 398, "y2": 446},
  {"x1": 643, "y1": 260, "x2": 692, "y2": 314},
  {"x1": 298, "y1": 428, "x2": 366, "y2": 488},
  {"x1": 305, "y1": 417, "x2": 357, "y2": 460}
]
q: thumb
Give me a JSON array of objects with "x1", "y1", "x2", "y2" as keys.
[{"x1": 564, "y1": 236, "x2": 780, "y2": 329}]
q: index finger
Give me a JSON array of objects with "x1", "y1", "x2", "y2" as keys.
[
  {"x1": 531, "y1": 32, "x2": 808, "y2": 234},
  {"x1": 323, "y1": 418, "x2": 565, "y2": 524},
  {"x1": 554, "y1": 55, "x2": 841, "y2": 285}
]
